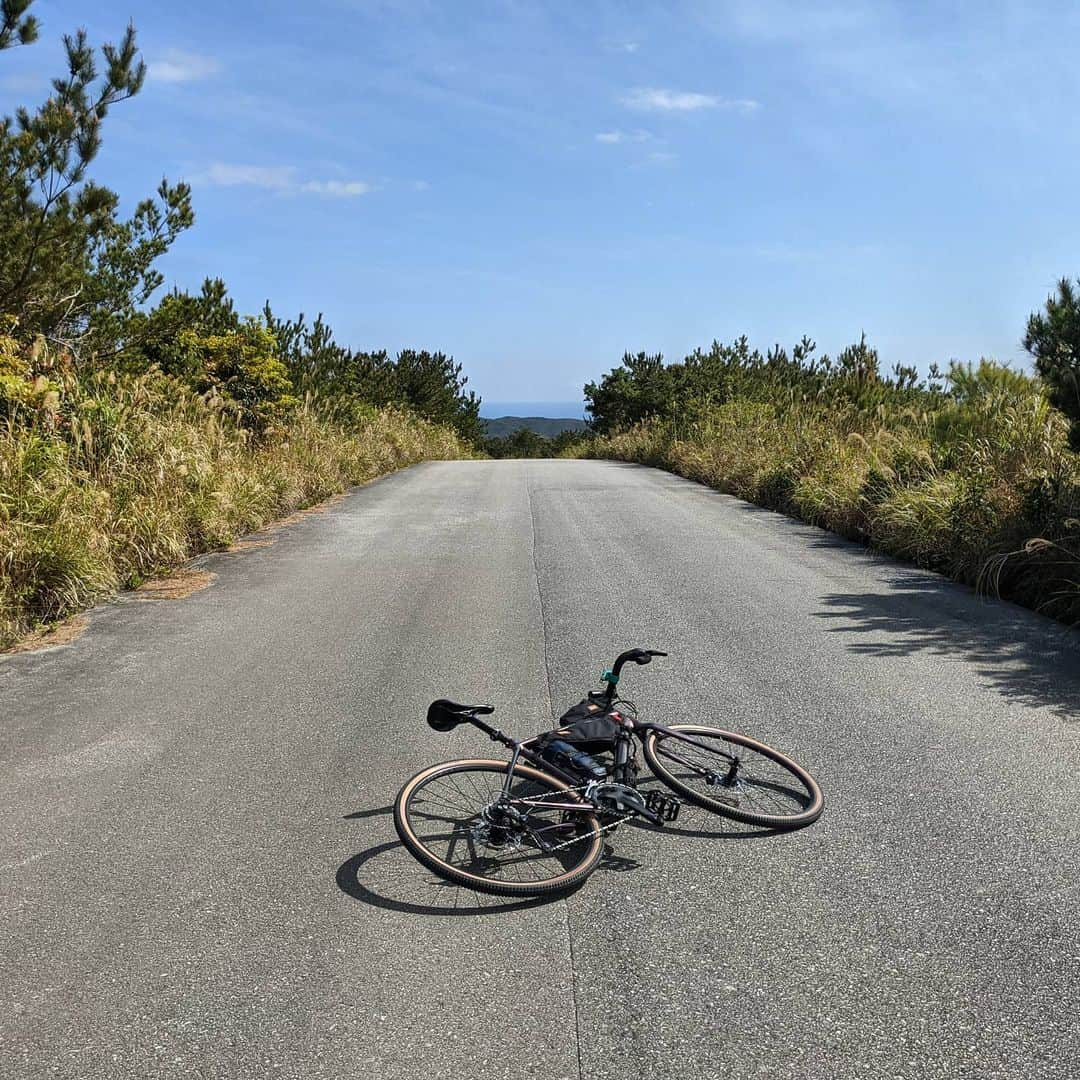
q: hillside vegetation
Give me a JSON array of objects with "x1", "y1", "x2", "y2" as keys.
[
  {"x1": 571, "y1": 332, "x2": 1080, "y2": 625},
  {"x1": 482, "y1": 417, "x2": 589, "y2": 458},
  {"x1": 0, "y1": 8, "x2": 474, "y2": 648},
  {"x1": 482, "y1": 416, "x2": 588, "y2": 438}
]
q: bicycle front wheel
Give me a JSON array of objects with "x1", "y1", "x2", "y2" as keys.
[
  {"x1": 394, "y1": 759, "x2": 604, "y2": 897},
  {"x1": 642, "y1": 725, "x2": 823, "y2": 829}
]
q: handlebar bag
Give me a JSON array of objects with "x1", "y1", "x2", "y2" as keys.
[{"x1": 537, "y1": 698, "x2": 621, "y2": 753}]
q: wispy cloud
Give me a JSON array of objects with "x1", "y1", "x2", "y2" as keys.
[
  {"x1": 600, "y1": 37, "x2": 641, "y2": 54},
  {"x1": 620, "y1": 87, "x2": 760, "y2": 113},
  {"x1": 595, "y1": 129, "x2": 652, "y2": 144},
  {"x1": 149, "y1": 49, "x2": 221, "y2": 84},
  {"x1": 193, "y1": 164, "x2": 294, "y2": 190},
  {"x1": 301, "y1": 179, "x2": 372, "y2": 197},
  {"x1": 191, "y1": 163, "x2": 371, "y2": 197}
]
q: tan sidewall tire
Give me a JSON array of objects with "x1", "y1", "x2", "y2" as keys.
[
  {"x1": 643, "y1": 725, "x2": 824, "y2": 829},
  {"x1": 394, "y1": 758, "x2": 604, "y2": 896}
]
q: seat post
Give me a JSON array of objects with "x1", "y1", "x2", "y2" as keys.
[{"x1": 469, "y1": 713, "x2": 512, "y2": 746}]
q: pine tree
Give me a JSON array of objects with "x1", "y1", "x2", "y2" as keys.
[
  {"x1": 0, "y1": 3, "x2": 193, "y2": 355},
  {"x1": 0, "y1": 0, "x2": 37, "y2": 51},
  {"x1": 1023, "y1": 278, "x2": 1080, "y2": 450}
]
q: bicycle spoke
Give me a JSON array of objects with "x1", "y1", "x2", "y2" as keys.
[
  {"x1": 402, "y1": 763, "x2": 601, "y2": 885},
  {"x1": 653, "y1": 729, "x2": 815, "y2": 819}
]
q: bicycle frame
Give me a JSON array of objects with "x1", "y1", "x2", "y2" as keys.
[{"x1": 462, "y1": 708, "x2": 742, "y2": 811}]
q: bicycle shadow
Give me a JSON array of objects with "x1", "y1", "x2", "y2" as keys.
[
  {"x1": 336, "y1": 801, "x2": 783, "y2": 916},
  {"x1": 336, "y1": 805, "x2": 578, "y2": 915}
]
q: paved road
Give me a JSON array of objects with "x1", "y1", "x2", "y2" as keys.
[{"x1": 2, "y1": 460, "x2": 1079, "y2": 1079}]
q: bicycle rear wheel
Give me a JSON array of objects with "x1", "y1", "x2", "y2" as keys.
[
  {"x1": 394, "y1": 758, "x2": 604, "y2": 897},
  {"x1": 642, "y1": 725, "x2": 823, "y2": 829}
]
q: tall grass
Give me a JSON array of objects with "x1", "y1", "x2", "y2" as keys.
[
  {"x1": 0, "y1": 368, "x2": 470, "y2": 647},
  {"x1": 570, "y1": 382, "x2": 1080, "y2": 624}
]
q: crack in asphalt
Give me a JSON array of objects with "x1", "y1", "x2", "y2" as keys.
[{"x1": 526, "y1": 462, "x2": 586, "y2": 1080}]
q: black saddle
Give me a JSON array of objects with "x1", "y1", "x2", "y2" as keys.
[{"x1": 427, "y1": 698, "x2": 495, "y2": 732}]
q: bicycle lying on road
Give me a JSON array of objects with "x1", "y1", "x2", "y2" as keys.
[{"x1": 394, "y1": 648, "x2": 824, "y2": 897}]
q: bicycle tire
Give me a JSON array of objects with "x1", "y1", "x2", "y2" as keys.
[
  {"x1": 394, "y1": 758, "x2": 604, "y2": 897},
  {"x1": 642, "y1": 725, "x2": 823, "y2": 829}
]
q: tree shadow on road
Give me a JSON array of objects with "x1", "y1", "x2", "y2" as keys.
[{"x1": 814, "y1": 577, "x2": 1080, "y2": 721}]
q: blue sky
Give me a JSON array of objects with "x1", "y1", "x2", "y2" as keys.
[{"x1": 3, "y1": 1, "x2": 1079, "y2": 404}]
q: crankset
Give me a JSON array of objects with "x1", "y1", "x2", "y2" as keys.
[{"x1": 588, "y1": 782, "x2": 675, "y2": 825}]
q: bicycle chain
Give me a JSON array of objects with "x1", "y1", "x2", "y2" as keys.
[{"x1": 515, "y1": 784, "x2": 632, "y2": 854}]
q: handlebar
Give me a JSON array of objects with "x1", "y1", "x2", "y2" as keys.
[{"x1": 602, "y1": 648, "x2": 667, "y2": 701}]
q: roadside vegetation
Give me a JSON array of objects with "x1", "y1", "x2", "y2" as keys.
[
  {"x1": 0, "y1": 5, "x2": 475, "y2": 648},
  {"x1": 484, "y1": 427, "x2": 587, "y2": 458},
  {"x1": 571, "y1": 312, "x2": 1080, "y2": 625}
]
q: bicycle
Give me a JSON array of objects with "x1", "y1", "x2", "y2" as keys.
[{"x1": 394, "y1": 648, "x2": 824, "y2": 897}]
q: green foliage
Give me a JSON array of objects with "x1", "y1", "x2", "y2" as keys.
[
  {"x1": 484, "y1": 427, "x2": 587, "y2": 459},
  {"x1": 584, "y1": 351, "x2": 670, "y2": 434},
  {"x1": 1024, "y1": 277, "x2": 1080, "y2": 450},
  {"x1": 0, "y1": 316, "x2": 60, "y2": 421},
  {"x1": 0, "y1": 6, "x2": 477, "y2": 647},
  {"x1": 574, "y1": 338, "x2": 1080, "y2": 624},
  {"x1": 392, "y1": 349, "x2": 483, "y2": 443},
  {"x1": 264, "y1": 303, "x2": 484, "y2": 443},
  {"x1": 584, "y1": 335, "x2": 937, "y2": 436},
  {"x1": 0, "y1": 12, "x2": 193, "y2": 357},
  {"x1": 177, "y1": 323, "x2": 299, "y2": 431},
  {"x1": 0, "y1": 1, "x2": 38, "y2": 50}
]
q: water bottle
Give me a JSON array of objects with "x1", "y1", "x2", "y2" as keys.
[{"x1": 540, "y1": 738, "x2": 607, "y2": 781}]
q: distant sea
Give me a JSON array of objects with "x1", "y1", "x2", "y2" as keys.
[{"x1": 479, "y1": 400, "x2": 587, "y2": 419}]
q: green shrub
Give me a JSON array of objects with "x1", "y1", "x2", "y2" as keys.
[{"x1": 571, "y1": 343, "x2": 1080, "y2": 624}]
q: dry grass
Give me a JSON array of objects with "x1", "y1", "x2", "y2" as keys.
[
  {"x1": 133, "y1": 568, "x2": 216, "y2": 600},
  {"x1": 569, "y1": 391, "x2": 1080, "y2": 623},
  {"x1": 227, "y1": 538, "x2": 276, "y2": 552},
  {"x1": 0, "y1": 369, "x2": 473, "y2": 647},
  {"x1": 267, "y1": 492, "x2": 348, "y2": 529},
  {"x1": 3, "y1": 614, "x2": 88, "y2": 654}
]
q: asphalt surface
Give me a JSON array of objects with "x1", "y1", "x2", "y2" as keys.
[{"x1": 2, "y1": 459, "x2": 1079, "y2": 1080}]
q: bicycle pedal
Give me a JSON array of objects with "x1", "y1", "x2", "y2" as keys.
[{"x1": 644, "y1": 791, "x2": 681, "y2": 822}]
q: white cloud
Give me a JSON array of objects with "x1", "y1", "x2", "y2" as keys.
[
  {"x1": 191, "y1": 163, "x2": 371, "y2": 197},
  {"x1": 301, "y1": 179, "x2": 372, "y2": 197},
  {"x1": 194, "y1": 163, "x2": 295, "y2": 190},
  {"x1": 595, "y1": 129, "x2": 652, "y2": 144},
  {"x1": 620, "y1": 87, "x2": 760, "y2": 113},
  {"x1": 149, "y1": 49, "x2": 220, "y2": 84}
]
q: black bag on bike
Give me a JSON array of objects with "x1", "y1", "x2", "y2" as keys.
[{"x1": 537, "y1": 695, "x2": 621, "y2": 754}]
